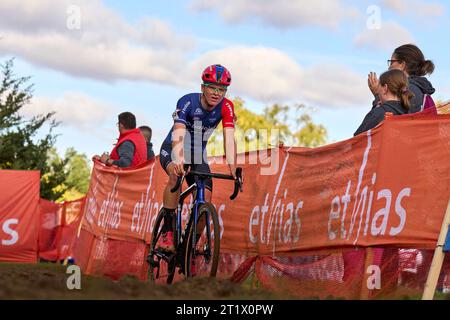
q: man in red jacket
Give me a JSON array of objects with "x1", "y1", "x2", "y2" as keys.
[{"x1": 95, "y1": 112, "x2": 147, "y2": 168}]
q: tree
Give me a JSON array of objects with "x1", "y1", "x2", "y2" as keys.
[
  {"x1": 0, "y1": 58, "x2": 60, "y2": 198},
  {"x1": 60, "y1": 148, "x2": 91, "y2": 201},
  {"x1": 41, "y1": 147, "x2": 91, "y2": 202},
  {"x1": 40, "y1": 148, "x2": 69, "y2": 201},
  {"x1": 207, "y1": 97, "x2": 328, "y2": 156},
  {"x1": 292, "y1": 104, "x2": 328, "y2": 147}
]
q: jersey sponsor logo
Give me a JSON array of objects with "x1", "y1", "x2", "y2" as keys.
[
  {"x1": 194, "y1": 107, "x2": 203, "y2": 116},
  {"x1": 225, "y1": 103, "x2": 234, "y2": 117},
  {"x1": 161, "y1": 149, "x2": 169, "y2": 157},
  {"x1": 183, "y1": 101, "x2": 191, "y2": 112},
  {"x1": 209, "y1": 118, "x2": 218, "y2": 123}
]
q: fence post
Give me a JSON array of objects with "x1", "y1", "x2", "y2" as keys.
[{"x1": 422, "y1": 199, "x2": 450, "y2": 300}]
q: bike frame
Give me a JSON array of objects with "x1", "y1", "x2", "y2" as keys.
[{"x1": 175, "y1": 177, "x2": 212, "y2": 257}]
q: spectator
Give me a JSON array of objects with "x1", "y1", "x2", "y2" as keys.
[
  {"x1": 355, "y1": 69, "x2": 413, "y2": 136},
  {"x1": 94, "y1": 112, "x2": 147, "y2": 168},
  {"x1": 139, "y1": 125, "x2": 155, "y2": 161},
  {"x1": 368, "y1": 44, "x2": 435, "y2": 114}
]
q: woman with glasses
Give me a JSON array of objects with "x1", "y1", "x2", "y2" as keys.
[{"x1": 368, "y1": 44, "x2": 436, "y2": 114}]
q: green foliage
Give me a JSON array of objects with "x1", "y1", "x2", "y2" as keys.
[
  {"x1": 0, "y1": 58, "x2": 90, "y2": 201},
  {"x1": 0, "y1": 58, "x2": 59, "y2": 198},
  {"x1": 40, "y1": 148, "x2": 69, "y2": 201},
  {"x1": 64, "y1": 148, "x2": 90, "y2": 193},
  {"x1": 59, "y1": 148, "x2": 91, "y2": 201},
  {"x1": 207, "y1": 97, "x2": 328, "y2": 156},
  {"x1": 42, "y1": 147, "x2": 91, "y2": 202}
]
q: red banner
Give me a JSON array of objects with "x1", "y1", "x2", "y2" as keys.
[
  {"x1": 0, "y1": 170, "x2": 40, "y2": 263},
  {"x1": 56, "y1": 198, "x2": 86, "y2": 261},
  {"x1": 80, "y1": 112, "x2": 450, "y2": 256},
  {"x1": 38, "y1": 198, "x2": 61, "y2": 261}
]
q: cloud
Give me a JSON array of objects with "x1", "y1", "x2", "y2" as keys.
[
  {"x1": 190, "y1": 46, "x2": 368, "y2": 108},
  {"x1": 381, "y1": 0, "x2": 445, "y2": 18},
  {"x1": 0, "y1": 0, "x2": 196, "y2": 85},
  {"x1": 22, "y1": 92, "x2": 119, "y2": 130},
  {"x1": 354, "y1": 21, "x2": 415, "y2": 51},
  {"x1": 189, "y1": 0, "x2": 360, "y2": 30},
  {"x1": 0, "y1": 1, "x2": 370, "y2": 109}
]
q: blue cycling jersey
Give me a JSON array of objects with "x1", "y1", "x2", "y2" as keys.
[{"x1": 163, "y1": 93, "x2": 235, "y2": 151}]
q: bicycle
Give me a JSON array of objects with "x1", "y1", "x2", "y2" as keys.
[{"x1": 146, "y1": 167, "x2": 243, "y2": 284}]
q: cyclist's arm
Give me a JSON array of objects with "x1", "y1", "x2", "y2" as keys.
[
  {"x1": 171, "y1": 95, "x2": 192, "y2": 175},
  {"x1": 221, "y1": 99, "x2": 237, "y2": 178},
  {"x1": 172, "y1": 122, "x2": 186, "y2": 175},
  {"x1": 223, "y1": 127, "x2": 237, "y2": 177}
]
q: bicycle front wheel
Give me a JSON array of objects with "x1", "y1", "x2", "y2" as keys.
[
  {"x1": 184, "y1": 203, "x2": 220, "y2": 278},
  {"x1": 147, "y1": 208, "x2": 177, "y2": 284}
]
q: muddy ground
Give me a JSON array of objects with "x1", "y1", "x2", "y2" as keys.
[{"x1": 0, "y1": 263, "x2": 287, "y2": 300}]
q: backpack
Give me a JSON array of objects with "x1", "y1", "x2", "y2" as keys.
[{"x1": 422, "y1": 94, "x2": 436, "y2": 111}]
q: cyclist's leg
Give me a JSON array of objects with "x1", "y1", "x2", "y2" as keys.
[
  {"x1": 163, "y1": 162, "x2": 181, "y2": 209},
  {"x1": 160, "y1": 142, "x2": 181, "y2": 209},
  {"x1": 158, "y1": 142, "x2": 180, "y2": 251}
]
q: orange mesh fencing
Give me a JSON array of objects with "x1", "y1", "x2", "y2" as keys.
[
  {"x1": 38, "y1": 199, "x2": 60, "y2": 261},
  {"x1": 56, "y1": 198, "x2": 86, "y2": 261},
  {"x1": 37, "y1": 197, "x2": 86, "y2": 262}
]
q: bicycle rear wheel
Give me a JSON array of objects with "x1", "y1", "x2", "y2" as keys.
[{"x1": 184, "y1": 203, "x2": 220, "y2": 278}]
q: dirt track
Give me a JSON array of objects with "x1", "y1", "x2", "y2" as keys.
[{"x1": 0, "y1": 263, "x2": 284, "y2": 300}]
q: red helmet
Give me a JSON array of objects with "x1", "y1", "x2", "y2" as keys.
[{"x1": 201, "y1": 64, "x2": 231, "y2": 87}]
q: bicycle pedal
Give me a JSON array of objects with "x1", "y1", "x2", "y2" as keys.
[{"x1": 147, "y1": 256, "x2": 159, "y2": 268}]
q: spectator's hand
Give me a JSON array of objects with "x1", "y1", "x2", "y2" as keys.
[
  {"x1": 368, "y1": 72, "x2": 379, "y2": 97},
  {"x1": 100, "y1": 153, "x2": 111, "y2": 166}
]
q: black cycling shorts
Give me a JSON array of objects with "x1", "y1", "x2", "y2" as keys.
[{"x1": 159, "y1": 141, "x2": 213, "y2": 191}]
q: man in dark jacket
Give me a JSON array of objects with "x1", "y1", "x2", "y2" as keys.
[{"x1": 139, "y1": 125, "x2": 155, "y2": 161}]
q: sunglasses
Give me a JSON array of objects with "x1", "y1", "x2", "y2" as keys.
[
  {"x1": 387, "y1": 59, "x2": 402, "y2": 67},
  {"x1": 203, "y1": 83, "x2": 227, "y2": 95}
]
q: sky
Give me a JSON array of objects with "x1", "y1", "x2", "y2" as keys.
[{"x1": 1, "y1": 0, "x2": 449, "y2": 161}]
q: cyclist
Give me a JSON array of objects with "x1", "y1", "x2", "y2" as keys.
[{"x1": 157, "y1": 64, "x2": 237, "y2": 252}]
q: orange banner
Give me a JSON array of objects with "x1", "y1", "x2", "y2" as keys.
[
  {"x1": 56, "y1": 197, "x2": 86, "y2": 261},
  {"x1": 0, "y1": 170, "x2": 40, "y2": 263},
  {"x1": 80, "y1": 112, "x2": 450, "y2": 257},
  {"x1": 38, "y1": 197, "x2": 86, "y2": 262},
  {"x1": 38, "y1": 198, "x2": 61, "y2": 261}
]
